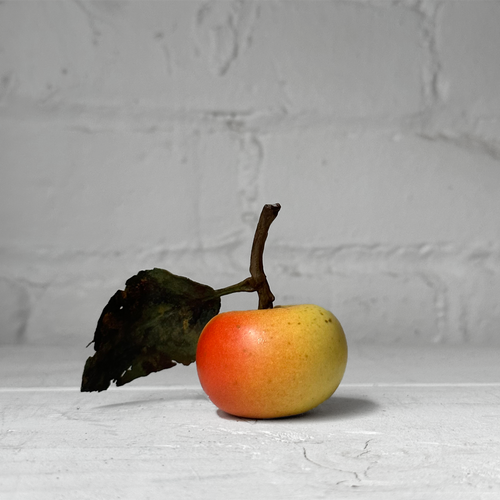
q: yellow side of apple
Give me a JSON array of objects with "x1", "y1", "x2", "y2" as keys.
[{"x1": 196, "y1": 304, "x2": 348, "y2": 419}]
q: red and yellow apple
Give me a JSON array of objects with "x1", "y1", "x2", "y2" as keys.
[{"x1": 196, "y1": 304, "x2": 347, "y2": 419}]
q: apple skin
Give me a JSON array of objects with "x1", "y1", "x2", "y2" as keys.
[{"x1": 196, "y1": 304, "x2": 347, "y2": 419}]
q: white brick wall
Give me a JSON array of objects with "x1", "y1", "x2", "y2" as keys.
[{"x1": 1, "y1": 0, "x2": 499, "y2": 346}]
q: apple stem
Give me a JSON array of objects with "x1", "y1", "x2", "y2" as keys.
[
  {"x1": 213, "y1": 203, "x2": 280, "y2": 309},
  {"x1": 249, "y1": 203, "x2": 280, "y2": 309}
]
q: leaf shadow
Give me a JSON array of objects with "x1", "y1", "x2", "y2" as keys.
[
  {"x1": 92, "y1": 389, "x2": 207, "y2": 410},
  {"x1": 216, "y1": 395, "x2": 379, "y2": 422}
]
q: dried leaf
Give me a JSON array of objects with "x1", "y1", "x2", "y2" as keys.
[{"x1": 81, "y1": 268, "x2": 221, "y2": 392}]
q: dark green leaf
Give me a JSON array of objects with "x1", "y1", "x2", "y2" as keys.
[{"x1": 81, "y1": 268, "x2": 221, "y2": 392}]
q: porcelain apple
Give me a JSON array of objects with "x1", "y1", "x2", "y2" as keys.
[{"x1": 196, "y1": 304, "x2": 347, "y2": 419}]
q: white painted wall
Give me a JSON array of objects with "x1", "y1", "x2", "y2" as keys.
[{"x1": 1, "y1": 0, "x2": 499, "y2": 346}]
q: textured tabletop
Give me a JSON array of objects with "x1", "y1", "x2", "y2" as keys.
[{"x1": 1, "y1": 342, "x2": 499, "y2": 499}]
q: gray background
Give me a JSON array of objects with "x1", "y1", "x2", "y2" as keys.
[{"x1": 1, "y1": 0, "x2": 499, "y2": 346}]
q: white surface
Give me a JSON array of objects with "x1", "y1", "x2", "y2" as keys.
[{"x1": 1, "y1": 343, "x2": 499, "y2": 499}]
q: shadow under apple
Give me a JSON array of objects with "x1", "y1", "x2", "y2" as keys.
[
  {"x1": 302, "y1": 395, "x2": 379, "y2": 421},
  {"x1": 217, "y1": 394, "x2": 379, "y2": 422}
]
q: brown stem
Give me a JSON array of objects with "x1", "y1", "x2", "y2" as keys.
[
  {"x1": 213, "y1": 204, "x2": 281, "y2": 309},
  {"x1": 249, "y1": 203, "x2": 281, "y2": 309},
  {"x1": 214, "y1": 277, "x2": 255, "y2": 297}
]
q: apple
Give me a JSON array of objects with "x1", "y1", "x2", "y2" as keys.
[{"x1": 196, "y1": 304, "x2": 347, "y2": 419}]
